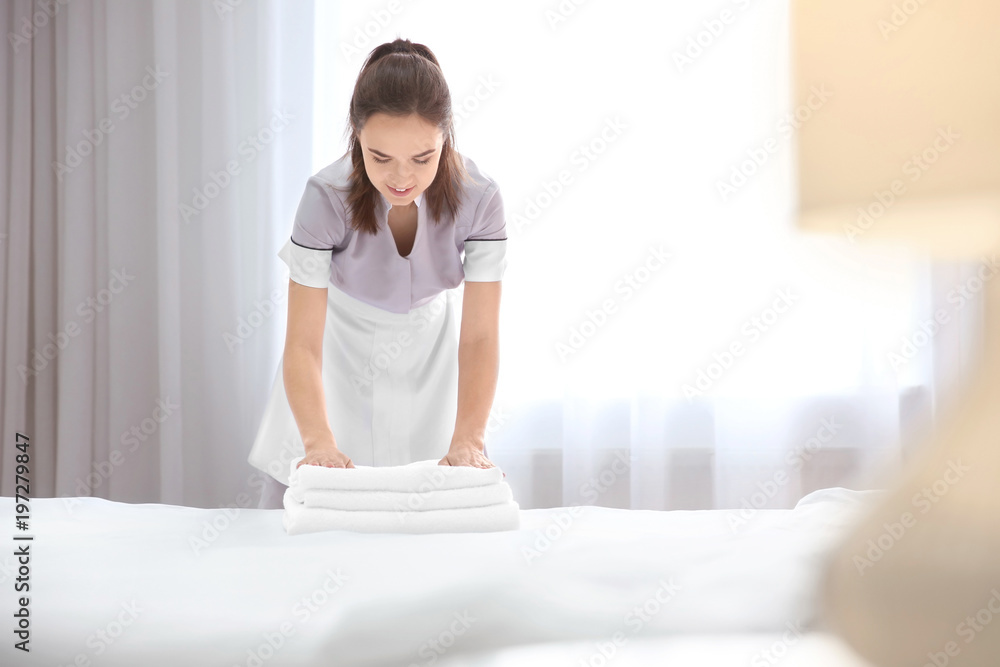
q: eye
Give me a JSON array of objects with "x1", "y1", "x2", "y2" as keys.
[{"x1": 371, "y1": 156, "x2": 432, "y2": 165}]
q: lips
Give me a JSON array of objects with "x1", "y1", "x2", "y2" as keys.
[{"x1": 388, "y1": 185, "x2": 414, "y2": 197}]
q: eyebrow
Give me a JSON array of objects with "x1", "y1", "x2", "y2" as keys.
[{"x1": 368, "y1": 147, "x2": 436, "y2": 159}]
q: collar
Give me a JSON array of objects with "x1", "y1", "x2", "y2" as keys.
[{"x1": 378, "y1": 190, "x2": 423, "y2": 211}]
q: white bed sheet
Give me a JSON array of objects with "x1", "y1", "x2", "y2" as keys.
[
  {"x1": 0, "y1": 487, "x2": 881, "y2": 667},
  {"x1": 434, "y1": 632, "x2": 876, "y2": 666}
]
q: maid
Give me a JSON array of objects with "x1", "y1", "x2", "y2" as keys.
[{"x1": 248, "y1": 38, "x2": 508, "y2": 509}]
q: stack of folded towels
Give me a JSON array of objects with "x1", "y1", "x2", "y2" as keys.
[{"x1": 282, "y1": 456, "x2": 520, "y2": 535}]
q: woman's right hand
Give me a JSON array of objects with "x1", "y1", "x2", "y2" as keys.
[{"x1": 297, "y1": 442, "x2": 355, "y2": 469}]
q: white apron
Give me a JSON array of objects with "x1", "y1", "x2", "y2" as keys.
[{"x1": 248, "y1": 282, "x2": 464, "y2": 487}]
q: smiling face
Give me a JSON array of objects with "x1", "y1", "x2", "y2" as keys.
[{"x1": 357, "y1": 112, "x2": 444, "y2": 207}]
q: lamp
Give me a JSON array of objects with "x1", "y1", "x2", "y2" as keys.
[{"x1": 792, "y1": 1, "x2": 1000, "y2": 665}]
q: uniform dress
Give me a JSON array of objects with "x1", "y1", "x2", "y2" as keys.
[{"x1": 248, "y1": 153, "x2": 508, "y2": 509}]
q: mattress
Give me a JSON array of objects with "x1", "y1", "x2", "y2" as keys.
[
  {"x1": 434, "y1": 633, "x2": 876, "y2": 666},
  {"x1": 0, "y1": 487, "x2": 882, "y2": 666}
]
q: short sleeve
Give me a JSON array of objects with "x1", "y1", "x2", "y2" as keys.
[
  {"x1": 463, "y1": 183, "x2": 508, "y2": 282},
  {"x1": 277, "y1": 177, "x2": 345, "y2": 289}
]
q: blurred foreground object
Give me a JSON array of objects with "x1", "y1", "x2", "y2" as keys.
[{"x1": 792, "y1": 0, "x2": 1000, "y2": 665}]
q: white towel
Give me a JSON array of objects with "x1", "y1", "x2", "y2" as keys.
[
  {"x1": 299, "y1": 483, "x2": 513, "y2": 511},
  {"x1": 287, "y1": 456, "x2": 503, "y2": 494},
  {"x1": 281, "y1": 488, "x2": 520, "y2": 535}
]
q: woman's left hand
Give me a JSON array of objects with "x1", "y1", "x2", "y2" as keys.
[{"x1": 438, "y1": 440, "x2": 503, "y2": 476}]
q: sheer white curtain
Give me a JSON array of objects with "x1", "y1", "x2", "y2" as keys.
[
  {"x1": 2, "y1": 0, "x2": 981, "y2": 512},
  {"x1": 0, "y1": 0, "x2": 315, "y2": 507},
  {"x1": 317, "y1": 0, "x2": 982, "y2": 510}
]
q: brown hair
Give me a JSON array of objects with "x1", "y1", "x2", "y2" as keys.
[{"x1": 337, "y1": 38, "x2": 472, "y2": 235}]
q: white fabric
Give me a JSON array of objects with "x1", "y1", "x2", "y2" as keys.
[
  {"x1": 463, "y1": 239, "x2": 508, "y2": 282},
  {"x1": 312, "y1": 1, "x2": 987, "y2": 514},
  {"x1": 436, "y1": 634, "x2": 877, "y2": 667},
  {"x1": 298, "y1": 482, "x2": 514, "y2": 511},
  {"x1": 282, "y1": 487, "x2": 521, "y2": 535},
  {"x1": 288, "y1": 455, "x2": 512, "y2": 510},
  {"x1": 0, "y1": 0, "x2": 315, "y2": 505},
  {"x1": 0, "y1": 487, "x2": 881, "y2": 666},
  {"x1": 256, "y1": 472, "x2": 288, "y2": 510},
  {"x1": 288, "y1": 455, "x2": 504, "y2": 492},
  {"x1": 276, "y1": 238, "x2": 332, "y2": 289},
  {"x1": 1, "y1": 0, "x2": 981, "y2": 515},
  {"x1": 248, "y1": 280, "x2": 462, "y2": 486}
]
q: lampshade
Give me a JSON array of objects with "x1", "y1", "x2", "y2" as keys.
[
  {"x1": 793, "y1": 0, "x2": 1000, "y2": 259},
  {"x1": 792, "y1": 2, "x2": 1000, "y2": 666}
]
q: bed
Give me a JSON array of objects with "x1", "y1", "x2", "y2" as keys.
[{"x1": 0, "y1": 487, "x2": 880, "y2": 666}]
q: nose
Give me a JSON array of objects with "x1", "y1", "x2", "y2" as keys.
[{"x1": 392, "y1": 165, "x2": 414, "y2": 185}]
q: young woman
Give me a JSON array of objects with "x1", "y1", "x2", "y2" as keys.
[{"x1": 248, "y1": 38, "x2": 508, "y2": 509}]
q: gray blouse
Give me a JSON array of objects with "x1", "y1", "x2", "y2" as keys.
[{"x1": 277, "y1": 152, "x2": 508, "y2": 314}]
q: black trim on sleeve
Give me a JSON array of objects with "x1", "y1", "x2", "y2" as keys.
[
  {"x1": 290, "y1": 237, "x2": 334, "y2": 251},
  {"x1": 464, "y1": 237, "x2": 508, "y2": 242}
]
